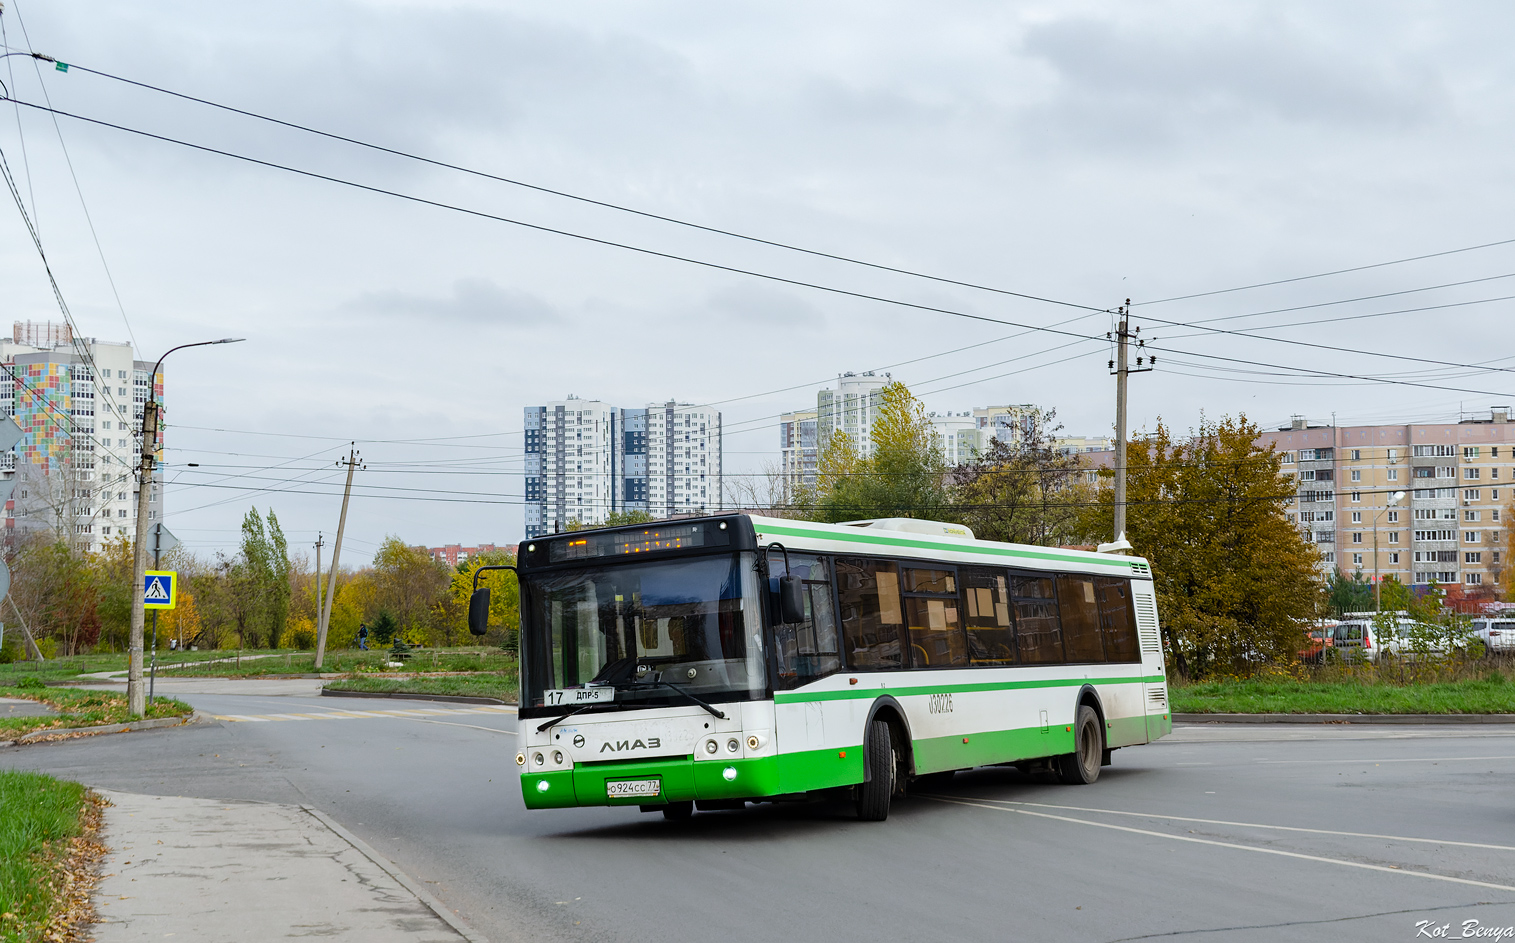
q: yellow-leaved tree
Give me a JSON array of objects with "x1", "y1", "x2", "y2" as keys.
[
  {"x1": 1083, "y1": 415, "x2": 1322, "y2": 678},
  {"x1": 450, "y1": 551, "x2": 520, "y2": 650},
  {"x1": 812, "y1": 381, "x2": 947, "y2": 522}
]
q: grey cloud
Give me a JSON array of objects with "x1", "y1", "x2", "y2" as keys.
[
  {"x1": 347, "y1": 278, "x2": 558, "y2": 326},
  {"x1": 707, "y1": 284, "x2": 826, "y2": 330}
]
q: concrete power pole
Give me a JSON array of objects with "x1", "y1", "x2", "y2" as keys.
[
  {"x1": 1110, "y1": 300, "x2": 1152, "y2": 545},
  {"x1": 314, "y1": 448, "x2": 361, "y2": 670},
  {"x1": 313, "y1": 532, "x2": 324, "y2": 649},
  {"x1": 127, "y1": 398, "x2": 160, "y2": 717}
]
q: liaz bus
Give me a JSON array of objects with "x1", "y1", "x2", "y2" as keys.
[{"x1": 470, "y1": 514, "x2": 1171, "y2": 822}]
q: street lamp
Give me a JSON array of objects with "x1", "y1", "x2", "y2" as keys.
[
  {"x1": 1373, "y1": 490, "x2": 1406, "y2": 613},
  {"x1": 128, "y1": 338, "x2": 245, "y2": 717}
]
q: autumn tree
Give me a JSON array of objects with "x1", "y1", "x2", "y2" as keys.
[
  {"x1": 948, "y1": 408, "x2": 1098, "y2": 546},
  {"x1": 369, "y1": 536, "x2": 451, "y2": 642},
  {"x1": 1084, "y1": 415, "x2": 1322, "y2": 678},
  {"x1": 812, "y1": 381, "x2": 947, "y2": 522}
]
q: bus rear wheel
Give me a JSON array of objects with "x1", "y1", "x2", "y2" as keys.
[
  {"x1": 1056, "y1": 705, "x2": 1103, "y2": 785},
  {"x1": 855, "y1": 720, "x2": 896, "y2": 821}
]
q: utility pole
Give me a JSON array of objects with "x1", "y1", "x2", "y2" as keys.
[
  {"x1": 313, "y1": 532, "x2": 324, "y2": 649},
  {"x1": 127, "y1": 337, "x2": 244, "y2": 717},
  {"x1": 315, "y1": 448, "x2": 361, "y2": 670},
  {"x1": 1109, "y1": 300, "x2": 1153, "y2": 545}
]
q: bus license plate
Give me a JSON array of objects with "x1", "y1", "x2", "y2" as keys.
[
  {"x1": 607, "y1": 779, "x2": 660, "y2": 799},
  {"x1": 542, "y1": 687, "x2": 614, "y2": 706}
]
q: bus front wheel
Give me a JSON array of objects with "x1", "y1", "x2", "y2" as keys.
[
  {"x1": 856, "y1": 720, "x2": 896, "y2": 821},
  {"x1": 1056, "y1": 705, "x2": 1103, "y2": 785}
]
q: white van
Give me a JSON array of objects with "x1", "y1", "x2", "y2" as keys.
[{"x1": 1471, "y1": 618, "x2": 1515, "y2": 656}]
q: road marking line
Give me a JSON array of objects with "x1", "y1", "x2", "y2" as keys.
[
  {"x1": 941, "y1": 796, "x2": 1515, "y2": 852},
  {"x1": 926, "y1": 796, "x2": 1515, "y2": 891},
  {"x1": 216, "y1": 714, "x2": 271, "y2": 722},
  {"x1": 404, "y1": 719, "x2": 516, "y2": 735},
  {"x1": 1256, "y1": 754, "x2": 1515, "y2": 765}
]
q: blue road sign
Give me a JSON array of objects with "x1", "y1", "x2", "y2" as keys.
[{"x1": 143, "y1": 570, "x2": 178, "y2": 610}]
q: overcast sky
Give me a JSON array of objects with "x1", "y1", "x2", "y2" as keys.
[{"x1": 3, "y1": 1, "x2": 1513, "y2": 564}]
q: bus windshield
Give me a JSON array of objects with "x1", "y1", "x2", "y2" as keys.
[{"x1": 521, "y1": 552, "x2": 766, "y2": 712}]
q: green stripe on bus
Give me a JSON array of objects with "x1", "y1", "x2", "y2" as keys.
[
  {"x1": 753, "y1": 521, "x2": 1148, "y2": 572},
  {"x1": 774, "y1": 674, "x2": 1165, "y2": 704}
]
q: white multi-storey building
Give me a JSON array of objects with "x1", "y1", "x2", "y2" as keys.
[
  {"x1": 647, "y1": 401, "x2": 722, "y2": 519},
  {"x1": 1, "y1": 321, "x2": 164, "y2": 553},
  {"x1": 524, "y1": 397, "x2": 720, "y2": 538},
  {"x1": 817, "y1": 372, "x2": 889, "y2": 460}
]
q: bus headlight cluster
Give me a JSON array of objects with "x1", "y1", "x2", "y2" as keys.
[
  {"x1": 704, "y1": 739, "x2": 719, "y2": 755},
  {"x1": 515, "y1": 752, "x2": 526, "y2": 766},
  {"x1": 726, "y1": 738, "x2": 740, "y2": 754},
  {"x1": 552, "y1": 750, "x2": 564, "y2": 764},
  {"x1": 534, "y1": 752, "x2": 545, "y2": 766}
]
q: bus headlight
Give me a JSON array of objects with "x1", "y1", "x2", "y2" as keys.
[
  {"x1": 552, "y1": 751, "x2": 564, "y2": 765},
  {"x1": 727, "y1": 738, "x2": 740, "y2": 753},
  {"x1": 705, "y1": 739, "x2": 719, "y2": 755},
  {"x1": 534, "y1": 752, "x2": 545, "y2": 766},
  {"x1": 722, "y1": 767, "x2": 737, "y2": 782},
  {"x1": 515, "y1": 752, "x2": 526, "y2": 766},
  {"x1": 536, "y1": 780, "x2": 550, "y2": 792},
  {"x1": 746, "y1": 735, "x2": 760, "y2": 751}
]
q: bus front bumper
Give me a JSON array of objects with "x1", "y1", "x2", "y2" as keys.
[{"x1": 522, "y1": 755, "x2": 784, "y2": 810}]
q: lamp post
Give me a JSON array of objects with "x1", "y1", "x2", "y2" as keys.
[
  {"x1": 128, "y1": 338, "x2": 245, "y2": 717},
  {"x1": 1373, "y1": 490, "x2": 1406, "y2": 613}
]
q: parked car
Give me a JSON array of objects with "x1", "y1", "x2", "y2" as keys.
[
  {"x1": 1331, "y1": 620, "x2": 1380, "y2": 662},
  {"x1": 1300, "y1": 624, "x2": 1338, "y2": 664},
  {"x1": 1471, "y1": 619, "x2": 1515, "y2": 656},
  {"x1": 1379, "y1": 621, "x2": 1470, "y2": 659}
]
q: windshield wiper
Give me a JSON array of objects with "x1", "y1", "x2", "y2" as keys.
[
  {"x1": 627, "y1": 681, "x2": 727, "y2": 720},
  {"x1": 535, "y1": 704, "x2": 594, "y2": 733}
]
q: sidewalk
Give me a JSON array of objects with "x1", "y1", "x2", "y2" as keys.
[{"x1": 92, "y1": 790, "x2": 482, "y2": 942}]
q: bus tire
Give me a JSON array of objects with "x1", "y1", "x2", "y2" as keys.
[
  {"x1": 856, "y1": 720, "x2": 895, "y2": 821},
  {"x1": 1056, "y1": 705, "x2": 1102, "y2": 785},
  {"x1": 662, "y1": 801, "x2": 694, "y2": 820}
]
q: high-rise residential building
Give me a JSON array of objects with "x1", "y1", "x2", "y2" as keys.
[
  {"x1": 779, "y1": 408, "x2": 817, "y2": 494},
  {"x1": 929, "y1": 412, "x2": 981, "y2": 466},
  {"x1": 1054, "y1": 434, "x2": 1116, "y2": 456},
  {"x1": 523, "y1": 397, "x2": 721, "y2": 538},
  {"x1": 1260, "y1": 409, "x2": 1513, "y2": 590},
  {"x1": 1, "y1": 322, "x2": 165, "y2": 553},
  {"x1": 817, "y1": 372, "x2": 889, "y2": 460}
]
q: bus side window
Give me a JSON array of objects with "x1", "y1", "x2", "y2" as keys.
[
  {"x1": 1011, "y1": 573, "x2": 1065, "y2": 665},
  {"x1": 1057, "y1": 575, "x2": 1105, "y2": 663},
  {"x1": 836, "y1": 557, "x2": 904, "y2": 670},
  {"x1": 961, "y1": 565, "x2": 1015, "y2": 666},
  {"x1": 1094, "y1": 577, "x2": 1140, "y2": 662},
  {"x1": 902, "y1": 567, "x2": 966, "y2": 669},
  {"x1": 770, "y1": 554, "x2": 841, "y2": 689}
]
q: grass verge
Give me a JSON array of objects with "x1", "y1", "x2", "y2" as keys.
[
  {"x1": 0, "y1": 649, "x2": 303, "y2": 683},
  {"x1": 1171, "y1": 675, "x2": 1515, "y2": 714},
  {"x1": 0, "y1": 772, "x2": 104, "y2": 942},
  {"x1": 324, "y1": 672, "x2": 518, "y2": 703},
  {"x1": 0, "y1": 686, "x2": 194, "y2": 741}
]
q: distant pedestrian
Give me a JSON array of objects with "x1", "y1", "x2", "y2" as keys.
[{"x1": 357, "y1": 623, "x2": 369, "y2": 651}]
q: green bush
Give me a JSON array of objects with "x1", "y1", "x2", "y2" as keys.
[{"x1": 14, "y1": 676, "x2": 45, "y2": 690}]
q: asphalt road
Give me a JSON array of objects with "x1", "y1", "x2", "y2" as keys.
[{"x1": 5, "y1": 685, "x2": 1515, "y2": 943}]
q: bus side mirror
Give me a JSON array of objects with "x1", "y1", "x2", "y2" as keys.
[
  {"x1": 468, "y1": 588, "x2": 491, "y2": 636},
  {"x1": 778, "y1": 575, "x2": 806, "y2": 624}
]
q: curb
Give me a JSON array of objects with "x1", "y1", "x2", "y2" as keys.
[
  {"x1": 320, "y1": 688, "x2": 513, "y2": 706},
  {"x1": 1173, "y1": 713, "x2": 1515, "y2": 725},
  {"x1": 0, "y1": 710, "x2": 211, "y2": 747},
  {"x1": 302, "y1": 805, "x2": 488, "y2": 943}
]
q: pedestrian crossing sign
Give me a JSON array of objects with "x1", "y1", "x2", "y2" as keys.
[{"x1": 143, "y1": 570, "x2": 178, "y2": 610}]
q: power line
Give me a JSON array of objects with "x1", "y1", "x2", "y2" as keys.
[
  {"x1": 1139, "y1": 237, "x2": 1515, "y2": 306},
  {"x1": 48, "y1": 56, "x2": 1103, "y2": 315}
]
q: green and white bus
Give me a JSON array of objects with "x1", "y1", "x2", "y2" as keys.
[{"x1": 495, "y1": 514, "x2": 1170, "y2": 821}]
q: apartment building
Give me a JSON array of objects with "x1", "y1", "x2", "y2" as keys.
[
  {"x1": 1, "y1": 321, "x2": 165, "y2": 553},
  {"x1": 779, "y1": 408, "x2": 817, "y2": 493},
  {"x1": 524, "y1": 397, "x2": 721, "y2": 538},
  {"x1": 426, "y1": 543, "x2": 502, "y2": 567},
  {"x1": 1261, "y1": 408, "x2": 1512, "y2": 589}
]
